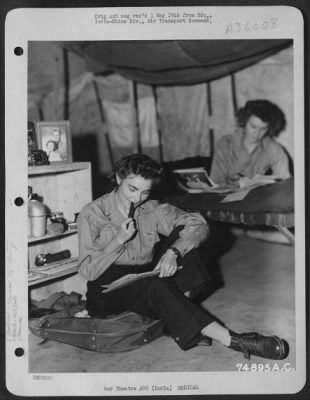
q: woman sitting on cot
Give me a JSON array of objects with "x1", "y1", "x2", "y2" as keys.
[{"x1": 187, "y1": 99, "x2": 291, "y2": 191}]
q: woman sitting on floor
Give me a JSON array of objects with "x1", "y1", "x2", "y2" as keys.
[{"x1": 77, "y1": 153, "x2": 289, "y2": 360}]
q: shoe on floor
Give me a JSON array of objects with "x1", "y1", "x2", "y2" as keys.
[{"x1": 229, "y1": 332, "x2": 289, "y2": 360}]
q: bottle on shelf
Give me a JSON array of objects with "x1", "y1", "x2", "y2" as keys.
[{"x1": 28, "y1": 190, "x2": 49, "y2": 238}]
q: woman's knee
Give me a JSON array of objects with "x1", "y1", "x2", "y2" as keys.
[{"x1": 147, "y1": 277, "x2": 177, "y2": 300}]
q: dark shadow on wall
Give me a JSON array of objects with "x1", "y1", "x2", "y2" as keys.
[
  {"x1": 72, "y1": 134, "x2": 99, "y2": 173},
  {"x1": 72, "y1": 134, "x2": 114, "y2": 199},
  {"x1": 152, "y1": 156, "x2": 212, "y2": 201}
]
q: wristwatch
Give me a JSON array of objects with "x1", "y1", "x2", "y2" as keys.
[{"x1": 168, "y1": 246, "x2": 182, "y2": 258}]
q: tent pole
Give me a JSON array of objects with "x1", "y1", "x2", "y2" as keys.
[
  {"x1": 206, "y1": 81, "x2": 215, "y2": 158},
  {"x1": 62, "y1": 48, "x2": 70, "y2": 120},
  {"x1": 131, "y1": 81, "x2": 142, "y2": 154},
  {"x1": 152, "y1": 85, "x2": 164, "y2": 163},
  {"x1": 230, "y1": 73, "x2": 238, "y2": 116},
  {"x1": 92, "y1": 79, "x2": 115, "y2": 169}
]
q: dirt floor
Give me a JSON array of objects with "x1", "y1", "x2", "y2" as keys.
[{"x1": 28, "y1": 235, "x2": 295, "y2": 373}]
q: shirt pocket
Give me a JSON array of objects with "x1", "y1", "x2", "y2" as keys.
[
  {"x1": 88, "y1": 215, "x2": 118, "y2": 243},
  {"x1": 141, "y1": 230, "x2": 159, "y2": 247}
]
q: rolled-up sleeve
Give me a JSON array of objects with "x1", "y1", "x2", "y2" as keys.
[
  {"x1": 269, "y1": 143, "x2": 291, "y2": 180},
  {"x1": 156, "y1": 203, "x2": 209, "y2": 256},
  {"x1": 77, "y1": 207, "x2": 125, "y2": 281}
]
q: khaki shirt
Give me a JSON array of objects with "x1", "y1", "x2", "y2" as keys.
[
  {"x1": 77, "y1": 190, "x2": 209, "y2": 281},
  {"x1": 210, "y1": 129, "x2": 291, "y2": 185}
]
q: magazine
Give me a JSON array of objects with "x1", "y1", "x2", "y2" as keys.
[
  {"x1": 220, "y1": 175, "x2": 281, "y2": 203},
  {"x1": 172, "y1": 167, "x2": 233, "y2": 194},
  {"x1": 173, "y1": 169, "x2": 280, "y2": 195},
  {"x1": 100, "y1": 265, "x2": 186, "y2": 293},
  {"x1": 101, "y1": 270, "x2": 160, "y2": 293}
]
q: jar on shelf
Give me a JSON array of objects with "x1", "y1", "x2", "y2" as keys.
[{"x1": 28, "y1": 195, "x2": 48, "y2": 238}]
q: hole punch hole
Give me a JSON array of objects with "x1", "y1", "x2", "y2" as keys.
[
  {"x1": 14, "y1": 47, "x2": 24, "y2": 56},
  {"x1": 15, "y1": 347, "x2": 24, "y2": 357},
  {"x1": 14, "y1": 197, "x2": 24, "y2": 206}
]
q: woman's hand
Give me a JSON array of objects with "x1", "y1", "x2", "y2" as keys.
[
  {"x1": 116, "y1": 218, "x2": 136, "y2": 244},
  {"x1": 227, "y1": 174, "x2": 245, "y2": 188},
  {"x1": 186, "y1": 179, "x2": 213, "y2": 191},
  {"x1": 154, "y1": 249, "x2": 179, "y2": 278}
]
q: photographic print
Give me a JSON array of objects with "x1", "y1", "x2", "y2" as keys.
[
  {"x1": 36, "y1": 121, "x2": 72, "y2": 163},
  {"x1": 173, "y1": 167, "x2": 215, "y2": 193},
  {"x1": 4, "y1": 5, "x2": 306, "y2": 398}
]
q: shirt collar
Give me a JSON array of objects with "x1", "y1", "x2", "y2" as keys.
[
  {"x1": 234, "y1": 127, "x2": 270, "y2": 153},
  {"x1": 103, "y1": 189, "x2": 122, "y2": 221},
  {"x1": 261, "y1": 135, "x2": 272, "y2": 150},
  {"x1": 108, "y1": 189, "x2": 150, "y2": 219}
]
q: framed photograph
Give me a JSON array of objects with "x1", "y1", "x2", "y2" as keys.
[{"x1": 35, "y1": 120, "x2": 72, "y2": 163}]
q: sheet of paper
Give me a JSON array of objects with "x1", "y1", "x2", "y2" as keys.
[
  {"x1": 221, "y1": 188, "x2": 252, "y2": 202},
  {"x1": 239, "y1": 174, "x2": 279, "y2": 189},
  {"x1": 101, "y1": 270, "x2": 160, "y2": 293}
]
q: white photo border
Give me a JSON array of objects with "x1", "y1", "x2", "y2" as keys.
[
  {"x1": 5, "y1": 5, "x2": 306, "y2": 397},
  {"x1": 36, "y1": 120, "x2": 72, "y2": 163}
]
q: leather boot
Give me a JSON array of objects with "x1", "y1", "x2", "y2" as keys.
[{"x1": 229, "y1": 332, "x2": 289, "y2": 360}]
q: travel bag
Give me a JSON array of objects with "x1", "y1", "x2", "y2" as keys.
[{"x1": 29, "y1": 308, "x2": 165, "y2": 353}]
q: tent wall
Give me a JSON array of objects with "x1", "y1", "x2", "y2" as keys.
[{"x1": 28, "y1": 42, "x2": 293, "y2": 174}]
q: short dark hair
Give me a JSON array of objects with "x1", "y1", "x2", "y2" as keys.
[
  {"x1": 46, "y1": 140, "x2": 57, "y2": 150},
  {"x1": 114, "y1": 154, "x2": 162, "y2": 184},
  {"x1": 237, "y1": 100, "x2": 286, "y2": 137}
]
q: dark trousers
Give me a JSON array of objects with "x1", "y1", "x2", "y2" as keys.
[{"x1": 86, "y1": 228, "x2": 215, "y2": 350}]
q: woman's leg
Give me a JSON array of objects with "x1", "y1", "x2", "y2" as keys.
[
  {"x1": 87, "y1": 269, "x2": 215, "y2": 350},
  {"x1": 87, "y1": 273, "x2": 289, "y2": 359},
  {"x1": 86, "y1": 231, "x2": 289, "y2": 359}
]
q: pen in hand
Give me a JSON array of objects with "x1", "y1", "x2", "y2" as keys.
[
  {"x1": 127, "y1": 202, "x2": 135, "y2": 228},
  {"x1": 128, "y1": 202, "x2": 135, "y2": 218}
]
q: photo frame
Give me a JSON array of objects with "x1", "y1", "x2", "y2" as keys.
[{"x1": 35, "y1": 120, "x2": 72, "y2": 163}]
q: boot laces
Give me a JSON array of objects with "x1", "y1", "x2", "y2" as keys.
[
  {"x1": 237, "y1": 333, "x2": 260, "y2": 360},
  {"x1": 239, "y1": 340, "x2": 251, "y2": 360}
]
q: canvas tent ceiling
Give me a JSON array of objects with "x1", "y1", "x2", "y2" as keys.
[{"x1": 63, "y1": 39, "x2": 292, "y2": 85}]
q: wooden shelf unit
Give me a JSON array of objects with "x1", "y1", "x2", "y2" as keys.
[
  {"x1": 28, "y1": 229, "x2": 77, "y2": 244},
  {"x1": 28, "y1": 258, "x2": 79, "y2": 287},
  {"x1": 28, "y1": 162, "x2": 91, "y2": 176},
  {"x1": 28, "y1": 162, "x2": 92, "y2": 300}
]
